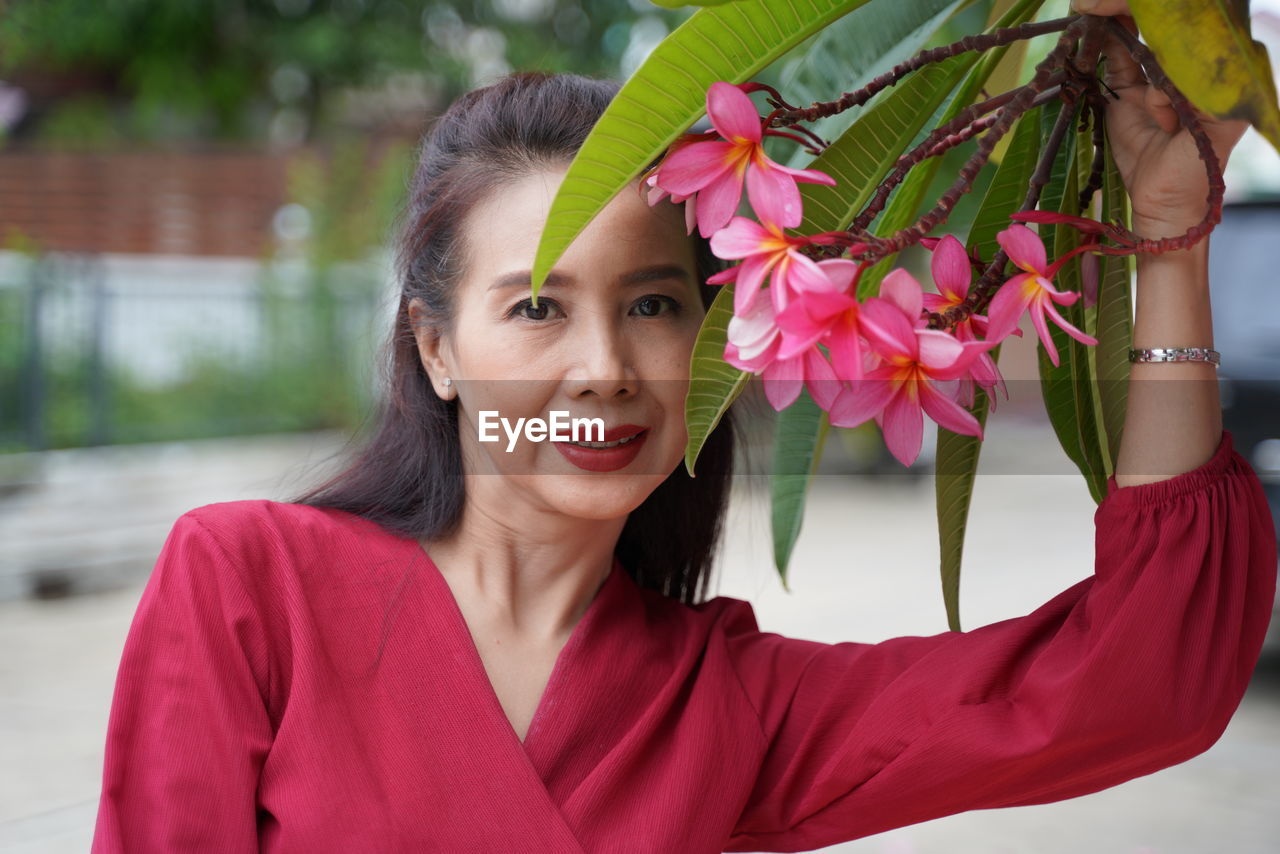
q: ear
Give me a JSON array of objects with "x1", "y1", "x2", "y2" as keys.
[{"x1": 408, "y1": 298, "x2": 456, "y2": 401}]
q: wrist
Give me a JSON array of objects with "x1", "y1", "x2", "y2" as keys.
[{"x1": 1130, "y1": 214, "x2": 1211, "y2": 262}]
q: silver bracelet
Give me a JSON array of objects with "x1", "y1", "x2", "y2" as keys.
[{"x1": 1128, "y1": 347, "x2": 1220, "y2": 366}]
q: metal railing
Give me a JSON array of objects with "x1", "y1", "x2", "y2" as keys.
[{"x1": 0, "y1": 250, "x2": 392, "y2": 453}]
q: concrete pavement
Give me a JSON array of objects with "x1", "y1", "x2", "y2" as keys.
[{"x1": 1, "y1": 418, "x2": 1276, "y2": 853}]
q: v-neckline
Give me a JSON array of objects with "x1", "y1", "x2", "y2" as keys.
[{"x1": 408, "y1": 539, "x2": 621, "y2": 759}]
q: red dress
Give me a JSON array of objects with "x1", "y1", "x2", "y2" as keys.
[{"x1": 91, "y1": 429, "x2": 1277, "y2": 853}]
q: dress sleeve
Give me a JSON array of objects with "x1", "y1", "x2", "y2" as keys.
[
  {"x1": 724, "y1": 429, "x2": 1278, "y2": 853},
  {"x1": 91, "y1": 511, "x2": 273, "y2": 853}
]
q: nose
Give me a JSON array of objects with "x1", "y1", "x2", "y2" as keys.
[{"x1": 563, "y1": 311, "x2": 639, "y2": 400}]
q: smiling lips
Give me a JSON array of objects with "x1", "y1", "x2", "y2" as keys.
[{"x1": 553, "y1": 424, "x2": 649, "y2": 472}]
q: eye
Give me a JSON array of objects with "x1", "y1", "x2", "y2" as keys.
[
  {"x1": 632, "y1": 295, "x2": 682, "y2": 318},
  {"x1": 508, "y1": 298, "x2": 563, "y2": 322}
]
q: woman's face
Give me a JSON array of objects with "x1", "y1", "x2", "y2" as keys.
[{"x1": 410, "y1": 164, "x2": 707, "y2": 522}]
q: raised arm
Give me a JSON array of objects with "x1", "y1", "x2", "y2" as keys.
[
  {"x1": 1076, "y1": 0, "x2": 1250, "y2": 485},
  {"x1": 723, "y1": 430, "x2": 1276, "y2": 852}
]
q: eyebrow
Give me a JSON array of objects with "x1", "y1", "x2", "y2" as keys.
[{"x1": 487, "y1": 264, "x2": 693, "y2": 292}]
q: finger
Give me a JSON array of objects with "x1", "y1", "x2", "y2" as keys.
[
  {"x1": 1144, "y1": 86, "x2": 1179, "y2": 134},
  {"x1": 1071, "y1": 0, "x2": 1131, "y2": 15},
  {"x1": 1098, "y1": 29, "x2": 1146, "y2": 91}
]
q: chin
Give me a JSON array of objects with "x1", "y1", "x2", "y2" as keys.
[{"x1": 539, "y1": 472, "x2": 665, "y2": 520}]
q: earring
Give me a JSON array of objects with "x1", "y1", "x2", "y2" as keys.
[{"x1": 443, "y1": 377, "x2": 452, "y2": 387}]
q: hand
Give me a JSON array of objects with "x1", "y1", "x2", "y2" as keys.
[{"x1": 1070, "y1": 0, "x2": 1250, "y2": 237}]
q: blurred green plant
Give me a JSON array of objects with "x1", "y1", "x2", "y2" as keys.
[
  {"x1": 0, "y1": 131, "x2": 414, "y2": 452},
  {"x1": 0, "y1": 0, "x2": 694, "y2": 146}
]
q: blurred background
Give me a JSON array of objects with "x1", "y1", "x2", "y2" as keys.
[{"x1": 1, "y1": 1, "x2": 1277, "y2": 852}]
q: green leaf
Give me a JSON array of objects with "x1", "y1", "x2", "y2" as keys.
[
  {"x1": 677, "y1": 0, "x2": 1032, "y2": 487},
  {"x1": 1035, "y1": 101, "x2": 1092, "y2": 479},
  {"x1": 765, "y1": 2, "x2": 1036, "y2": 591},
  {"x1": 764, "y1": 0, "x2": 1046, "y2": 593},
  {"x1": 684, "y1": 281, "x2": 749, "y2": 476},
  {"x1": 774, "y1": 0, "x2": 973, "y2": 165},
  {"x1": 855, "y1": 0, "x2": 1047, "y2": 298},
  {"x1": 932, "y1": 107, "x2": 1041, "y2": 634},
  {"x1": 1036, "y1": 98, "x2": 1072, "y2": 217},
  {"x1": 758, "y1": 51, "x2": 976, "y2": 589},
  {"x1": 935, "y1": 366, "x2": 997, "y2": 632},
  {"x1": 1064, "y1": 117, "x2": 1112, "y2": 494},
  {"x1": 770, "y1": 389, "x2": 829, "y2": 592},
  {"x1": 1094, "y1": 135, "x2": 1132, "y2": 474},
  {"x1": 1129, "y1": 0, "x2": 1280, "y2": 155},
  {"x1": 650, "y1": 0, "x2": 741, "y2": 7},
  {"x1": 1038, "y1": 108, "x2": 1109, "y2": 503},
  {"x1": 796, "y1": 53, "x2": 976, "y2": 236},
  {"x1": 966, "y1": 104, "x2": 1043, "y2": 262},
  {"x1": 531, "y1": 0, "x2": 883, "y2": 295}
]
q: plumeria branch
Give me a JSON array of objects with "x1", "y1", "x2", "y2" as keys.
[
  {"x1": 766, "y1": 17, "x2": 1078, "y2": 128},
  {"x1": 847, "y1": 18, "x2": 1090, "y2": 267},
  {"x1": 840, "y1": 72, "x2": 1070, "y2": 246},
  {"x1": 640, "y1": 10, "x2": 1230, "y2": 465}
]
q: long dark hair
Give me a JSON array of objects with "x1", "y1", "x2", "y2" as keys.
[{"x1": 289, "y1": 71, "x2": 739, "y2": 606}]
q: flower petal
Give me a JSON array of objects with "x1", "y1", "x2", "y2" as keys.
[
  {"x1": 1029, "y1": 299, "x2": 1060, "y2": 367},
  {"x1": 709, "y1": 216, "x2": 771, "y2": 259},
  {"x1": 768, "y1": 162, "x2": 839, "y2": 186},
  {"x1": 762, "y1": 353, "x2": 804, "y2": 411},
  {"x1": 724, "y1": 332, "x2": 779, "y2": 373},
  {"x1": 828, "y1": 368, "x2": 897, "y2": 428},
  {"x1": 878, "y1": 268, "x2": 924, "y2": 323},
  {"x1": 803, "y1": 348, "x2": 843, "y2": 411},
  {"x1": 727, "y1": 298, "x2": 779, "y2": 360},
  {"x1": 745, "y1": 162, "x2": 803, "y2": 228},
  {"x1": 996, "y1": 223, "x2": 1048, "y2": 273},
  {"x1": 920, "y1": 379, "x2": 983, "y2": 438},
  {"x1": 915, "y1": 328, "x2": 965, "y2": 371},
  {"x1": 706, "y1": 82, "x2": 763, "y2": 143},
  {"x1": 1042, "y1": 299, "x2": 1099, "y2": 346},
  {"x1": 814, "y1": 258, "x2": 861, "y2": 293},
  {"x1": 984, "y1": 273, "x2": 1034, "y2": 343},
  {"x1": 774, "y1": 308, "x2": 828, "y2": 361},
  {"x1": 657, "y1": 140, "x2": 734, "y2": 195},
  {"x1": 732, "y1": 255, "x2": 773, "y2": 315},
  {"x1": 859, "y1": 297, "x2": 917, "y2": 360},
  {"x1": 928, "y1": 339, "x2": 996, "y2": 381},
  {"x1": 920, "y1": 292, "x2": 950, "y2": 312},
  {"x1": 779, "y1": 251, "x2": 832, "y2": 297},
  {"x1": 930, "y1": 234, "x2": 972, "y2": 301},
  {"x1": 880, "y1": 385, "x2": 924, "y2": 467},
  {"x1": 695, "y1": 170, "x2": 747, "y2": 238},
  {"x1": 706, "y1": 264, "x2": 739, "y2": 286},
  {"x1": 826, "y1": 318, "x2": 866, "y2": 384}
]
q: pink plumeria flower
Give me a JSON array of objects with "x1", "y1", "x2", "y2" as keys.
[
  {"x1": 774, "y1": 259, "x2": 874, "y2": 384},
  {"x1": 759, "y1": 345, "x2": 846, "y2": 412},
  {"x1": 725, "y1": 288, "x2": 782, "y2": 370},
  {"x1": 644, "y1": 172, "x2": 699, "y2": 235},
  {"x1": 986, "y1": 224, "x2": 1098, "y2": 368},
  {"x1": 826, "y1": 269, "x2": 996, "y2": 467},
  {"x1": 709, "y1": 216, "x2": 834, "y2": 316},
  {"x1": 919, "y1": 234, "x2": 1015, "y2": 410},
  {"x1": 654, "y1": 81, "x2": 837, "y2": 238},
  {"x1": 724, "y1": 295, "x2": 844, "y2": 412}
]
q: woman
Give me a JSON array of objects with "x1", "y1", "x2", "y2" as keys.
[{"x1": 92, "y1": 3, "x2": 1277, "y2": 852}]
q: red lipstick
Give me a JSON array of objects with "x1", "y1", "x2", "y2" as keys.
[{"x1": 552, "y1": 424, "x2": 648, "y2": 472}]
